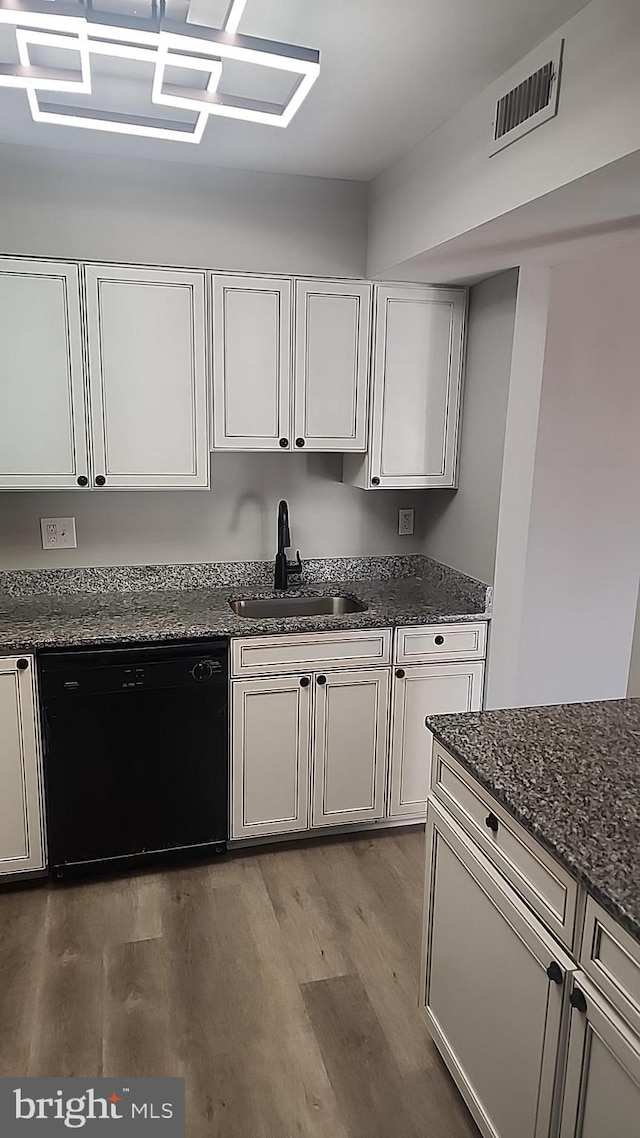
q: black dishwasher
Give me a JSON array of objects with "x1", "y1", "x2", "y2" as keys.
[{"x1": 40, "y1": 640, "x2": 228, "y2": 878}]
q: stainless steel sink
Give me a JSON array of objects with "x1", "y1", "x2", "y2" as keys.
[{"x1": 229, "y1": 595, "x2": 368, "y2": 619}]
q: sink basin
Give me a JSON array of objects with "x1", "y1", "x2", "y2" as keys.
[{"x1": 229, "y1": 595, "x2": 368, "y2": 619}]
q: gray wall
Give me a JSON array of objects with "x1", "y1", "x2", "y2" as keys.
[
  {"x1": 0, "y1": 454, "x2": 425, "y2": 569},
  {"x1": 421, "y1": 269, "x2": 518, "y2": 584},
  {"x1": 513, "y1": 238, "x2": 640, "y2": 706},
  {"x1": 0, "y1": 143, "x2": 367, "y2": 277},
  {"x1": 628, "y1": 584, "x2": 640, "y2": 697}
]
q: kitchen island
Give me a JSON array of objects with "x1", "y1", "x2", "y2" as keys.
[{"x1": 421, "y1": 698, "x2": 640, "y2": 1138}]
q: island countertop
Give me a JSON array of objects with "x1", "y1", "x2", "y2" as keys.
[{"x1": 426, "y1": 699, "x2": 640, "y2": 942}]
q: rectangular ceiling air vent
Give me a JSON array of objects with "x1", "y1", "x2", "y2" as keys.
[{"x1": 490, "y1": 38, "x2": 564, "y2": 156}]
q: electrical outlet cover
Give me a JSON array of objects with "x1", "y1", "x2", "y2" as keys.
[
  {"x1": 40, "y1": 517, "x2": 77, "y2": 550},
  {"x1": 398, "y1": 508, "x2": 415, "y2": 536}
]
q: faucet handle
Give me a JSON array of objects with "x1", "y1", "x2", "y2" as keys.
[{"x1": 289, "y1": 551, "x2": 303, "y2": 577}]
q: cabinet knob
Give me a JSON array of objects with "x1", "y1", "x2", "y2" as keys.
[
  {"x1": 17, "y1": 658, "x2": 29, "y2": 671},
  {"x1": 570, "y1": 987, "x2": 587, "y2": 1014},
  {"x1": 279, "y1": 438, "x2": 289, "y2": 449},
  {"x1": 546, "y1": 961, "x2": 564, "y2": 985},
  {"x1": 395, "y1": 669, "x2": 405, "y2": 679},
  {"x1": 95, "y1": 475, "x2": 106, "y2": 487},
  {"x1": 299, "y1": 676, "x2": 310, "y2": 688},
  {"x1": 434, "y1": 635, "x2": 445, "y2": 646},
  {"x1": 485, "y1": 812, "x2": 499, "y2": 833},
  {"x1": 76, "y1": 475, "x2": 88, "y2": 487},
  {"x1": 371, "y1": 477, "x2": 380, "y2": 486},
  {"x1": 295, "y1": 438, "x2": 305, "y2": 448},
  {"x1": 317, "y1": 675, "x2": 327, "y2": 685}
]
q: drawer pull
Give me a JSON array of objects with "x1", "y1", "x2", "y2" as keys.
[
  {"x1": 547, "y1": 961, "x2": 564, "y2": 985},
  {"x1": 434, "y1": 635, "x2": 445, "y2": 645},
  {"x1": 485, "y1": 812, "x2": 499, "y2": 833},
  {"x1": 570, "y1": 987, "x2": 587, "y2": 1013}
]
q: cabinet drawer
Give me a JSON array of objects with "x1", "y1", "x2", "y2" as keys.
[
  {"x1": 580, "y1": 897, "x2": 640, "y2": 1036},
  {"x1": 395, "y1": 622, "x2": 487, "y2": 665},
  {"x1": 431, "y1": 742, "x2": 578, "y2": 949},
  {"x1": 231, "y1": 629, "x2": 392, "y2": 678}
]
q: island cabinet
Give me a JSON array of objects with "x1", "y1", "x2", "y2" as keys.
[
  {"x1": 421, "y1": 744, "x2": 640, "y2": 1138},
  {"x1": 0, "y1": 656, "x2": 45, "y2": 876}
]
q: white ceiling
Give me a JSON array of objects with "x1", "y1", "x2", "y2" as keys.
[{"x1": 0, "y1": 0, "x2": 591, "y2": 180}]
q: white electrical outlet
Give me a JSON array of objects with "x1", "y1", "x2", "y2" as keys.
[
  {"x1": 398, "y1": 508, "x2": 415, "y2": 536},
  {"x1": 40, "y1": 517, "x2": 77, "y2": 550}
]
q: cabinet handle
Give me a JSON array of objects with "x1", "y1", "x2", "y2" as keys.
[
  {"x1": 95, "y1": 475, "x2": 106, "y2": 487},
  {"x1": 317, "y1": 675, "x2": 327, "y2": 685},
  {"x1": 295, "y1": 438, "x2": 305, "y2": 448},
  {"x1": 485, "y1": 812, "x2": 499, "y2": 833},
  {"x1": 546, "y1": 961, "x2": 564, "y2": 985},
  {"x1": 299, "y1": 677, "x2": 310, "y2": 688},
  {"x1": 279, "y1": 438, "x2": 289, "y2": 449},
  {"x1": 434, "y1": 635, "x2": 445, "y2": 646},
  {"x1": 395, "y1": 669, "x2": 405, "y2": 679},
  {"x1": 76, "y1": 475, "x2": 88, "y2": 487},
  {"x1": 371, "y1": 476, "x2": 380, "y2": 486},
  {"x1": 570, "y1": 987, "x2": 587, "y2": 1013},
  {"x1": 17, "y1": 658, "x2": 29, "y2": 671}
]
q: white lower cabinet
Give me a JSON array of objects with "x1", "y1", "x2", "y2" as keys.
[
  {"x1": 312, "y1": 668, "x2": 389, "y2": 827},
  {"x1": 0, "y1": 656, "x2": 45, "y2": 875},
  {"x1": 422, "y1": 800, "x2": 573, "y2": 1138},
  {"x1": 231, "y1": 675, "x2": 311, "y2": 839},
  {"x1": 389, "y1": 661, "x2": 484, "y2": 818},
  {"x1": 231, "y1": 664, "x2": 392, "y2": 840},
  {"x1": 560, "y1": 975, "x2": 640, "y2": 1138}
]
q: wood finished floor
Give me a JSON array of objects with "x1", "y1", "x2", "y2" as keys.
[{"x1": 0, "y1": 829, "x2": 479, "y2": 1138}]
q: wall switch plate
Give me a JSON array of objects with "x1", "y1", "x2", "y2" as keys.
[
  {"x1": 398, "y1": 508, "x2": 415, "y2": 536},
  {"x1": 40, "y1": 517, "x2": 77, "y2": 550}
]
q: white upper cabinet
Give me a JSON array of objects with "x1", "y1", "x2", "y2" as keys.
[
  {"x1": 293, "y1": 279, "x2": 371, "y2": 452},
  {"x1": 84, "y1": 265, "x2": 209, "y2": 489},
  {"x1": 0, "y1": 656, "x2": 45, "y2": 875},
  {"x1": 0, "y1": 258, "x2": 89, "y2": 491},
  {"x1": 344, "y1": 285, "x2": 466, "y2": 489},
  {"x1": 212, "y1": 273, "x2": 292, "y2": 451}
]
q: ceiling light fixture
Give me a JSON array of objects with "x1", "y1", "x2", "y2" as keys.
[{"x1": 0, "y1": 0, "x2": 320, "y2": 141}]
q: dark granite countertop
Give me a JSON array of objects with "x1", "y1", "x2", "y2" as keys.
[
  {"x1": 427, "y1": 700, "x2": 640, "y2": 942},
  {"x1": 0, "y1": 555, "x2": 490, "y2": 652}
]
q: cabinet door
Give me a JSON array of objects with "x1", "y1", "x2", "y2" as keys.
[
  {"x1": 560, "y1": 975, "x2": 640, "y2": 1138},
  {"x1": 389, "y1": 662, "x2": 484, "y2": 818},
  {"x1": 293, "y1": 279, "x2": 371, "y2": 451},
  {"x1": 312, "y1": 668, "x2": 390, "y2": 827},
  {"x1": 231, "y1": 675, "x2": 311, "y2": 839},
  {"x1": 213, "y1": 274, "x2": 292, "y2": 450},
  {"x1": 422, "y1": 800, "x2": 573, "y2": 1138},
  {"x1": 0, "y1": 258, "x2": 88, "y2": 490},
  {"x1": 84, "y1": 265, "x2": 208, "y2": 489},
  {"x1": 0, "y1": 657, "x2": 45, "y2": 874},
  {"x1": 369, "y1": 285, "x2": 466, "y2": 489}
]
